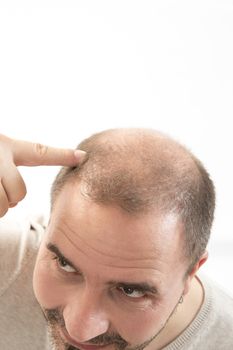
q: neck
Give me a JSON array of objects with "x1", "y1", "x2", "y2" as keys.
[{"x1": 148, "y1": 275, "x2": 204, "y2": 350}]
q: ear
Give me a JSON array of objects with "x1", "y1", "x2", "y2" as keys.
[{"x1": 183, "y1": 251, "x2": 208, "y2": 295}]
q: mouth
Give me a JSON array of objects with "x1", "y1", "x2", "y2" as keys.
[{"x1": 60, "y1": 329, "x2": 112, "y2": 350}]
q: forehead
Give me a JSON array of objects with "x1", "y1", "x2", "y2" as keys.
[{"x1": 49, "y1": 183, "x2": 185, "y2": 269}]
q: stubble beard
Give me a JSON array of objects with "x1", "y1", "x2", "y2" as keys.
[{"x1": 43, "y1": 296, "x2": 182, "y2": 350}]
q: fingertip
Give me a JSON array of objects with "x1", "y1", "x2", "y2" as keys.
[{"x1": 74, "y1": 150, "x2": 87, "y2": 163}]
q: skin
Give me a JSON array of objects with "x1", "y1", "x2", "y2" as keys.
[
  {"x1": 0, "y1": 133, "x2": 86, "y2": 217},
  {"x1": 33, "y1": 182, "x2": 207, "y2": 350},
  {"x1": 0, "y1": 132, "x2": 208, "y2": 350}
]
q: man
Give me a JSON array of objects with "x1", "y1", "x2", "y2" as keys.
[{"x1": 0, "y1": 129, "x2": 232, "y2": 350}]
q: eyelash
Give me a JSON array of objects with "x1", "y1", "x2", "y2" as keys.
[
  {"x1": 52, "y1": 255, "x2": 65, "y2": 264},
  {"x1": 52, "y1": 255, "x2": 75, "y2": 273},
  {"x1": 116, "y1": 286, "x2": 148, "y2": 299}
]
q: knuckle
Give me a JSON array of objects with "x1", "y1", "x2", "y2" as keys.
[
  {"x1": 0, "y1": 205, "x2": 8, "y2": 218},
  {"x1": 20, "y1": 187, "x2": 27, "y2": 201},
  {"x1": 14, "y1": 185, "x2": 27, "y2": 203},
  {"x1": 34, "y1": 143, "x2": 48, "y2": 158},
  {"x1": 9, "y1": 202, "x2": 18, "y2": 208}
]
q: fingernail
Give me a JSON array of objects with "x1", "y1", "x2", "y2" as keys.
[{"x1": 74, "y1": 150, "x2": 87, "y2": 162}]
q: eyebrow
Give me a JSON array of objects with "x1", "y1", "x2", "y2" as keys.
[
  {"x1": 46, "y1": 242, "x2": 81, "y2": 272},
  {"x1": 46, "y1": 242, "x2": 159, "y2": 295},
  {"x1": 108, "y1": 281, "x2": 158, "y2": 295}
]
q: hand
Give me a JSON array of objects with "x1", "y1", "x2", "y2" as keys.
[{"x1": 0, "y1": 134, "x2": 86, "y2": 217}]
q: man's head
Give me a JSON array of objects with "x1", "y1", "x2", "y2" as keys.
[{"x1": 33, "y1": 128, "x2": 215, "y2": 350}]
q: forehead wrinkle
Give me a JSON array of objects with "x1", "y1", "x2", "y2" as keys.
[
  {"x1": 60, "y1": 220, "x2": 159, "y2": 263},
  {"x1": 53, "y1": 225, "x2": 164, "y2": 273}
]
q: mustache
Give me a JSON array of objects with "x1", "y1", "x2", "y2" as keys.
[{"x1": 44, "y1": 308, "x2": 128, "y2": 350}]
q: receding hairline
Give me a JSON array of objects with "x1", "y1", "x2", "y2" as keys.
[
  {"x1": 51, "y1": 127, "x2": 201, "y2": 213},
  {"x1": 77, "y1": 128, "x2": 198, "y2": 172},
  {"x1": 51, "y1": 127, "x2": 215, "y2": 274},
  {"x1": 79, "y1": 128, "x2": 190, "y2": 156},
  {"x1": 86, "y1": 128, "x2": 199, "y2": 180}
]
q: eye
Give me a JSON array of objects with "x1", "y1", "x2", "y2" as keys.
[
  {"x1": 118, "y1": 286, "x2": 146, "y2": 299},
  {"x1": 55, "y1": 256, "x2": 76, "y2": 273}
]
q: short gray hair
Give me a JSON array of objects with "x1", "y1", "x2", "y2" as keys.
[{"x1": 51, "y1": 128, "x2": 215, "y2": 274}]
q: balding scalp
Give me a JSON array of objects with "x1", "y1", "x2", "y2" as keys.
[{"x1": 51, "y1": 128, "x2": 215, "y2": 273}]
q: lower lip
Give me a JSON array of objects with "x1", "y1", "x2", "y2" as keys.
[{"x1": 60, "y1": 330, "x2": 111, "y2": 350}]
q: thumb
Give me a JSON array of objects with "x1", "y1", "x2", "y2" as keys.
[{"x1": 11, "y1": 139, "x2": 87, "y2": 167}]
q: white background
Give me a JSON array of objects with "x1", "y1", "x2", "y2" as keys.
[{"x1": 0, "y1": 0, "x2": 232, "y2": 294}]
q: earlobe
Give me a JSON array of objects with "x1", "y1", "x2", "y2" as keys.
[{"x1": 183, "y1": 251, "x2": 208, "y2": 296}]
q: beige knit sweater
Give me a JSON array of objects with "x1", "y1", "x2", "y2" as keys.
[{"x1": 0, "y1": 218, "x2": 233, "y2": 350}]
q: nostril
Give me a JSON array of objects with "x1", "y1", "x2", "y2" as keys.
[{"x1": 64, "y1": 315, "x2": 110, "y2": 344}]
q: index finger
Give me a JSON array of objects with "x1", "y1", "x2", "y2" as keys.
[{"x1": 11, "y1": 139, "x2": 86, "y2": 167}]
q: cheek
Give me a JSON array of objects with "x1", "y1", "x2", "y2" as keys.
[
  {"x1": 123, "y1": 283, "x2": 185, "y2": 344},
  {"x1": 112, "y1": 300, "x2": 170, "y2": 344},
  {"x1": 33, "y1": 255, "x2": 64, "y2": 308}
]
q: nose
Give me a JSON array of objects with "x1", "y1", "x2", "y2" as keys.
[{"x1": 63, "y1": 290, "x2": 110, "y2": 343}]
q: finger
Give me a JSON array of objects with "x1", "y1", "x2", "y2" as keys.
[
  {"x1": 1, "y1": 165, "x2": 27, "y2": 204},
  {"x1": 11, "y1": 139, "x2": 86, "y2": 167},
  {"x1": 9, "y1": 202, "x2": 18, "y2": 208},
  {"x1": 0, "y1": 183, "x2": 9, "y2": 217}
]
